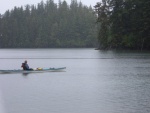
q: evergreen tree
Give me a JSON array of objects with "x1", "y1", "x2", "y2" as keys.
[{"x1": 94, "y1": 0, "x2": 111, "y2": 49}]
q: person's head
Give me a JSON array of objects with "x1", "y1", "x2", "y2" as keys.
[{"x1": 24, "y1": 60, "x2": 27, "y2": 63}]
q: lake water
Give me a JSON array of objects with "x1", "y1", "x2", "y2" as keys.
[{"x1": 0, "y1": 48, "x2": 150, "y2": 113}]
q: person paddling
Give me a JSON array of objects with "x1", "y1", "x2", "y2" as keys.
[{"x1": 21, "y1": 60, "x2": 32, "y2": 70}]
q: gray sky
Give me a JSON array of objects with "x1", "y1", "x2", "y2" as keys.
[{"x1": 0, "y1": 0, "x2": 100, "y2": 14}]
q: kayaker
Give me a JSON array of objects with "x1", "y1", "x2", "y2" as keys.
[{"x1": 21, "y1": 60, "x2": 32, "y2": 70}]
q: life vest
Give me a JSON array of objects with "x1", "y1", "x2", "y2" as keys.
[{"x1": 21, "y1": 63, "x2": 28, "y2": 70}]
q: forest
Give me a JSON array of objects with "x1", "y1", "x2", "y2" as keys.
[
  {"x1": 94, "y1": 0, "x2": 150, "y2": 50},
  {"x1": 0, "y1": 0, "x2": 97, "y2": 48}
]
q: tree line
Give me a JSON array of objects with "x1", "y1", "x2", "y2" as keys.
[
  {"x1": 94, "y1": 0, "x2": 150, "y2": 50},
  {"x1": 0, "y1": 0, "x2": 97, "y2": 48}
]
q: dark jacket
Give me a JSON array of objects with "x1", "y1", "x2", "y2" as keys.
[{"x1": 21, "y1": 63, "x2": 29, "y2": 70}]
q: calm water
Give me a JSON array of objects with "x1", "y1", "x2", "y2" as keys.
[{"x1": 0, "y1": 48, "x2": 150, "y2": 113}]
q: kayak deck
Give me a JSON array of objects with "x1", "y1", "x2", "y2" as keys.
[{"x1": 0, "y1": 67, "x2": 66, "y2": 74}]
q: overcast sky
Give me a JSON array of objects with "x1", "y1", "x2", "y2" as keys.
[{"x1": 0, "y1": 0, "x2": 100, "y2": 14}]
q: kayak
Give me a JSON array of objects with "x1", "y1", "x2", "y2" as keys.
[{"x1": 0, "y1": 67, "x2": 66, "y2": 74}]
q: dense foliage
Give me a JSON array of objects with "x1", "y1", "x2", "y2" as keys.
[
  {"x1": 94, "y1": 0, "x2": 150, "y2": 50},
  {"x1": 0, "y1": 0, "x2": 97, "y2": 48}
]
